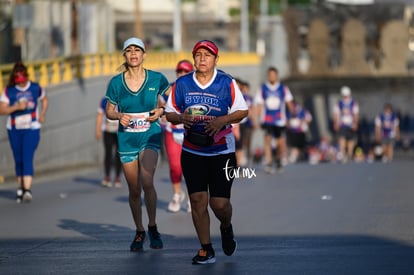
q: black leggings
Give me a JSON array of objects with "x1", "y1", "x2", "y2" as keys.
[{"x1": 103, "y1": 131, "x2": 122, "y2": 177}]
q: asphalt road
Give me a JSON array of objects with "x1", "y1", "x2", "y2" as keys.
[{"x1": 1, "y1": 158, "x2": 414, "y2": 275}]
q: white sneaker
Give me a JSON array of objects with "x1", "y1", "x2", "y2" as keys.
[
  {"x1": 168, "y1": 191, "x2": 185, "y2": 213},
  {"x1": 101, "y1": 179, "x2": 112, "y2": 187},
  {"x1": 16, "y1": 189, "x2": 23, "y2": 203},
  {"x1": 264, "y1": 164, "x2": 275, "y2": 174},
  {"x1": 22, "y1": 190, "x2": 32, "y2": 203}
]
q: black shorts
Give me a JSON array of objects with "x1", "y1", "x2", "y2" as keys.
[
  {"x1": 287, "y1": 131, "x2": 307, "y2": 149},
  {"x1": 261, "y1": 124, "x2": 286, "y2": 139},
  {"x1": 338, "y1": 127, "x2": 356, "y2": 141},
  {"x1": 181, "y1": 150, "x2": 236, "y2": 198}
]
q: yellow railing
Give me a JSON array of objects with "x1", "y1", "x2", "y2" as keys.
[{"x1": 0, "y1": 51, "x2": 260, "y2": 92}]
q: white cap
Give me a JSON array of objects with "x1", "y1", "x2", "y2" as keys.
[
  {"x1": 122, "y1": 37, "x2": 145, "y2": 52},
  {"x1": 341, "y1": 86, "x2": 351, "y2": 97}
]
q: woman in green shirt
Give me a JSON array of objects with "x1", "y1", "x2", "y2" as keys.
[{"x1": 105, "y1": 37, "x2": 170, "y2": 252}]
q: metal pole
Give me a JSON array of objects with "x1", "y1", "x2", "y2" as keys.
[
  {"x1": 257, "y1": 0, "x2": 268, "y2": 57},
  {"x1": 240, "y1": 0, "x2": 249, "y2": 52},
  {"x1": 134, "y1": 0, "x2": 143, "y2": 38},
  {"x1": 173, "y1": 0, "x2": 181, "y2": 52}
]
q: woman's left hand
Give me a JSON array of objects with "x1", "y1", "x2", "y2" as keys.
[
  {"x1": 205, "y1": 115, "x2": 227, "y2": 136},
  {"x1": 146, "y1": 107, "x2": 163, "y2": 122},
  {"x1": 39, "y1": 113, "x2": 46, "y2": 123}
]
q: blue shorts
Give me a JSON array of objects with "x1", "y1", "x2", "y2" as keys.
[{"x1": 119, "y1": 146, "x2": 159, "y2": 163}]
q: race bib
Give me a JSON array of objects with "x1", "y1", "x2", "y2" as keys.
[
  {"x1": 265, "y1": 96, "x2": 281, "y2": 110},
  {"x1": 15, "y1": 114, "x2": 32, "y2": 129},
  {"x1": 124, "y1": 112, "x2": 150, "y2": 133},
  {"x1": 342, "y1": 115, "x2": 353, "y2": 125},
  {"x1": 289, "y1": 118, "x2": 301, "y2": 128}
]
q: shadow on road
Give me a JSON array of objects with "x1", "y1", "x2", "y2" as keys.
[
  {"x1": 73, "y1": 176, "x2": 101, "y2": 186},
  {"x1": 0, "y1": 190, "x2": 16, "y2": 201},
  {"x1": 2, "y1": 219, "x2": 414, "y2": 274}
]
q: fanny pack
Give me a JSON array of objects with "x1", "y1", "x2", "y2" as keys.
[
  {"x1": 186, "y1": 127, "x2": 233, "y2": 147},
  {"x1": 186, "y1": 131, "x2": 214, "y2": 147}
]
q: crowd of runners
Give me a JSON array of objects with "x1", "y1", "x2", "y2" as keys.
[{"x1": 0, "y1": 37, "x2": 408, "y2": 265}]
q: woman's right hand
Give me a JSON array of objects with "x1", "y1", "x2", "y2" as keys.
[
  {"x1": 179, "y1": 113, "x2": 194, "y2": 129},
  {"x1": 118, "y1": 113, "x2": 131, "y2": 127},
  {"x1": 15, "y1": 101, "x2": 28, "y2": 111}
]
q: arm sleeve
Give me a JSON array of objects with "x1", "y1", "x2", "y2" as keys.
[
  {"x1": 105, "y1": 78, "x2": 118, "y2": 105},
  {"x1": 0, "y1": 88, "x2": 9, "y2": 104},
  {"x1": 284, "y1": 86, "x2": 293, "y2": 102},
  {"x1": 254, "y1": 88, "x2": 264, "y2": 104},
  {"x1": 158, "y1": 74, "x2": 170, "y2": 96},
  {"x1": 353, "y1": 103, "x2": 359, "y2": 114},
  {"x1": 39, "y1": 86, "x2": 46, "y2": 99},
  {"x1": 165, "y1": 82, "x2": 182, "y2": 114},
  {"x1": 374, "y1": 116, "x2": 381, "y2": 126},
  {"x1": 229, "y1": 79, "x2": 248, "y2": 113}
]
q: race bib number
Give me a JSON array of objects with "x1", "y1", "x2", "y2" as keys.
[
  {"x1": 124, "y1": 113, "x2": 150, "y2": 133},
  {"x1": 15, "y1": 114, "x2": 32, "y2": 129}
]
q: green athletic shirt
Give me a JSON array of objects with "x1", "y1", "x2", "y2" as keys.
[{"x1": 105, "y1": 69, "x2": 170, "y2": 157}]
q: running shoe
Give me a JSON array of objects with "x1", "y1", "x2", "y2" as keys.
[
  {"x1": 101, "y1": 177, "x2": 112, "y2": 187},
  {"x1": 220, "y1": 224, "x2": 237, "y2": 256},
  {"x1": 264, "y1": 164, "x2": 275, "y2": 174},
  {"x1": 114, "y1": 181, "x2": 122, "y2": 188},
  {"x1": 16, "y1": 189, "x2": 23, "y2": 203},
  {"x1": 168, "y1": 191, "x2": 185, "y2": 212},
  {"x1": 148, "y1": 225, "x2": 163, "y2": 249},
  {"x1": 192, "y1": 249, "x2": 216, "y2": 265},
  {"x1": 22, "y1": 190, "x2": 32, "y2": 203},
  {"x1": 130, "y1": 231, "x2": 146, "y2": 252}
]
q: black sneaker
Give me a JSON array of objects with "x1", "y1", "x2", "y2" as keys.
[
  {"x1": 130, "y1": 231, "x2": 146, "y2": 252},
  {"x1": 148, "y1": 225, "x2": 163, "y2": 249},
  {"x1": 16, "y1": 189, "x2": 23, "y2": 203},
  {"x1": 192, "y1": 249, "x2": 216, "y2": 264},
  {"x1": 221, "y1": 224, "x2": 237, "y2": 256}
]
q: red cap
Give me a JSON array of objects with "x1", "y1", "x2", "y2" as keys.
[
  {"x1": 192, "y1": 40, "x2": 219, "y2": 56},
  {"x1": 14, "y1": 71, "x2": 28, "y2": 84},
  {"x1": 176, "y1": 60, "x2": 194, "y2": 72}
]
